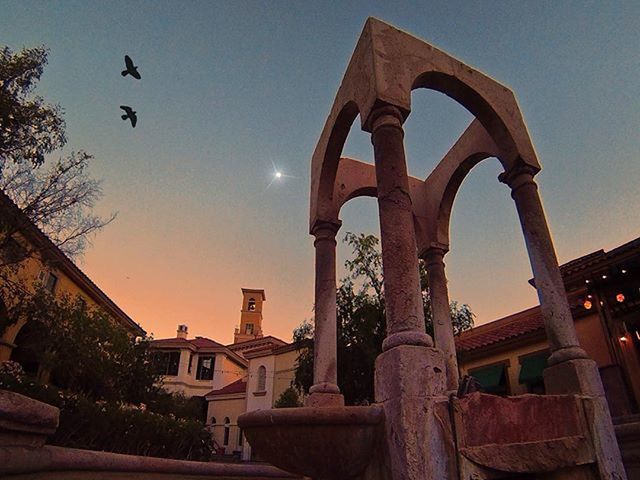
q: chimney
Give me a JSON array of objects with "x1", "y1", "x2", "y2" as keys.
[{"x1": 177, "y1": 324, "x2": 188, "y2": 339}]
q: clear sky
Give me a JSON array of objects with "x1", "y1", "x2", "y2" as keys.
[{"x1": 2, "y1": 1, "x2": 639, "y2": 343}]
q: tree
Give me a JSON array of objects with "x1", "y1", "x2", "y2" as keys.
[
  {"x1": 11, "y1": 287, "x2": 158, "y2": 402},
  {"x1": 274, "y1": 386, "x2": 302, "y2": 408},
  {"x1": 0, "y1": 46, "x2": 65, "y2": 166},
  {"x1": 0, "y1": 45, "x2": 115, "y2": 261},
  {"x1": 294, "y1": 232, "x2": 474, "y2": 405}
]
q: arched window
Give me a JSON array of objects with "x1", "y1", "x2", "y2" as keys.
[
  {"x1": 223, "y1": 417, "x2": 230, "y2": 446},
  {"x1": 248, "y1": 298, "x2": 256, "y2": 311},
  {"x1": 210, "y1": 416, "x2": 216, "y2": 425},
  {"x1": 257, "y1": 365, "x2": 266, "y2": 391}
]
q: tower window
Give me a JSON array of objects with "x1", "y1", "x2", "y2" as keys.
[
  {"x1": 248, "y1": 298, "x2": 256, "y2": 311},
  {"x1": 245, "y1": 323, "x2": 254, "y2": 335}
]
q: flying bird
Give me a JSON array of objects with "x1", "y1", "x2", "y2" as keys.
[
  {"x1": 121, "y1": 55, "x2": 141, "y2": 79},
  {"x1": 120, "y1": 106, "x2": 137, "y2": 128}
]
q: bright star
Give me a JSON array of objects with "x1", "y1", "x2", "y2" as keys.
[{"x1": 275, "y1": 171, "x2": 282, "y2": 178}]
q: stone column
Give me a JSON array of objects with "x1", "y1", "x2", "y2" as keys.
[
  {"x1": 370, "y1": 105, "x2": 432, "y2": 352},
  {"x1": 422, "y1": 247, "x2": 459, "y2": 391},
  {"x1": 307, "y1": 220, "x2": 344, "y2": 407},
  {"x1": 500, "y1": 165, "x2": 587, "y2": 365},
  {"x1": 501, "y1": 165, "x2": 627, "y2": 479},
  {"x1": 370, "y1": 106, "x2": 454, "y2": 480}
]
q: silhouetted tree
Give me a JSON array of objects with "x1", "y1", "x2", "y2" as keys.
[{"x1": 294, "y1": 233, "x2": 474, "y2": 405}]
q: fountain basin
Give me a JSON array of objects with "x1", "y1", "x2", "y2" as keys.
[{"x1": 238, "y1": 406, "x2": 384, "y2": 479}]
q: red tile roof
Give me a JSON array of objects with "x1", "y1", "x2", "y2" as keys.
[
  {"x1": 455, "y1": 306, "x2": 544, "y2": 353},
  {"x1": 205, "y1": 379, "x2": 247, "y2": 397},
  {"x1": 150, "y1": 336, "x2": 225, "y2": 349}
]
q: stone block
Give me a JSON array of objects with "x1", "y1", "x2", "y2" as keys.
[
  {"x1": 304, "y1": 392, "x2": 344, "y2": 407},
  {"x1": 544, "y1": 359, "x2": 605, "y2": 397},
  {"x1": 375, "y1": 345, "x2": 446, "y2": 403}
]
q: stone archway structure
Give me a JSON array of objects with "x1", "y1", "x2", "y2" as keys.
[{"x1": 307, "y1": 17, "x2": 626, "y2": 479}]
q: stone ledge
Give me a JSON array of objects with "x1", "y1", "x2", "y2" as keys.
[{"x1": 0, "y1": 390, "x2": 59, "y2": 447}]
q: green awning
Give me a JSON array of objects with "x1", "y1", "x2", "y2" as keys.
[
  {"x1": 471, "y1": 364, "x2": 505, "y2": 391},
  {"x1": 518, "y1": 353, "x2": 548, "y2": 384}
]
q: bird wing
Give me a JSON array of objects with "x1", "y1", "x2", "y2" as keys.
[
  {"x1": 120, "y1": 105, "x2": 132, "y2": 114},
  {"x1": 124, "y1": 55, "x2": 134, "y2": 69},
  {"x1": 130, "y1": 114, "x2": 137, "y2": 128}
]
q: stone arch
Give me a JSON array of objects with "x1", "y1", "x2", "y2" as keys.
[
  {"x1": 310, "y1": 101, "x2": 362, "y2": 231},
  {"x1": 410, "y1": 71, "x2": 528, "y2": 170}
]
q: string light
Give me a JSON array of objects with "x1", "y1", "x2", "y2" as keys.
[
  {"x1": 583, "y1": 300, "x2": 593, "y2": 310},
  {"x1": 616, "y1": 293, "x2": 625, "y2": 303}
]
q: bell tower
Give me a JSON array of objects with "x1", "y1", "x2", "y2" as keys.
[{"x1": 234, "y1": 288, "x2": 265, "y2": 343}]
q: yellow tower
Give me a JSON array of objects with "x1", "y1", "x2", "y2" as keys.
[{"x1": 234, "y1": 288, "x2": 265, "y2": 343}]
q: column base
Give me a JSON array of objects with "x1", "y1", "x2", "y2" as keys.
[
  {"x1": 304, "y1": 392, "x2": 345, "y2": 407},
  {"x1": 543, "y1": 358, "x2": 604, "y2": 397},
  {"x1": 375, "y1": 345, "x2": 455, "y2": 479}
]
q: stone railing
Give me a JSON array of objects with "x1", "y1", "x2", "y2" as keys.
[{"x1": 0, "y1": 389, "x2": 297, "y2": 479}]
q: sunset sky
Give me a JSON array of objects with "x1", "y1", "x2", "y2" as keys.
[{"x1": 2, "y1": 1, "x2": 638, "y2": 344}]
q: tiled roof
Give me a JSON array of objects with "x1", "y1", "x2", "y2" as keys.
[
  {"x1": 227, "y1": 336, "x2": 287, "y2": 352},
  {"x1": 206, "y1": 379, "x2": 247, "y2": 397},
  {"x1": 151, "y1": 336, "x2": 225, "y2": 349},
  {"x1": 455, "y1": 306, "x2": 544, "y2": 353}
]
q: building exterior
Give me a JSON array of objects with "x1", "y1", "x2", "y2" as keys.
[
  {"x1": 206, "y1": 342, "x2": 299, "y2": 458},
  {"x1": 149, "y1": 289, "x2": 293, "y2": 454},
  {"x1": 457, "y1": 236, "x2": 640, "y2": 419},
  {"x1": 0, "y1": 190, "x2": 144, "y2": 367}
]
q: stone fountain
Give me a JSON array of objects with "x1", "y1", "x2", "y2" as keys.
[{"x1": 239, "y1": 18, "x2": 627, "y2": 480}]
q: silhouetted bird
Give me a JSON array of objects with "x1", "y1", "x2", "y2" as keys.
[
  {"x1": 121, "y1": 55, "x2": 141, "y2": 79},
  {"x1": 120, "y1": 106, "x2": 137, "y2": 128}
]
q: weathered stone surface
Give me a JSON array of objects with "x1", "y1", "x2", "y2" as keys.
[
  {"x1": 374, "y1": 345, "x2": 446, "y2": 402},
  {"x1": 0, "y1": 389, "x2": 59, "y2": 447},
  {"x1": 239, "y1": 406, "x2": 383, "y2": 480},
  {"x1": 304, "y1": 392, "x2": 344, "y2": 407},
  {"x1": 0, "y1": 444, "x2": 298, "y2": 478}
]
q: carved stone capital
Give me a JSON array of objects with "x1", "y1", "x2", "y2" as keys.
[
  {"x1": 368, "y1": 105, "x2": 405, "y2": 137},
  {"x1": 498, "y1": 162, "x2": 539, "y2": 195},
  {"x1": 311, "y1": 219, "x2": 341, "y2": 245}
]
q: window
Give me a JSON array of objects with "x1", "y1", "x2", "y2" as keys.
[
  {"x1": 210, "y1": 417, "x2": 217, "y2": 425},
  {"x1": 188, "y1": 354, "x2": 193, "y2": 374},
  {"x1": 196, "y1": 355, "x2": 215, "y2": 380},
  {"x1": 223, "y1": 417, "x2": 230, "y2": 446},
  {"x1": 518, "y1": 351, "x2": 549, "y2": 394},
  {"x1": 257, "y1": 365, "x2": 266, "y2": 391},
  {"x1": 469, "y1": 362, "x2": 510, "y2": 396},
  {"x1": 248, "y1": 298, "x2": 256, "y2": 311},
  {"x1": 238, "y1": 428, "x2": 243, "y2": 446},
  {"x1": 38, "y1": 271, "x2": 59, "y2": 293},
  {"x1": 152, "y1": 351, "x2": 180, "y2": 376},
  {"x1": 245, "y1": 323, "x2": 254, "y2": 335}
]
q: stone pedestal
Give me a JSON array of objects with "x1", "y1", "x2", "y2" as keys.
[
  {"x1": 374, "y1": 345, "x2": 456, "y2": 480},
  {"x1": 545, "y1": 359, "x2": 627, "y2": 480}
]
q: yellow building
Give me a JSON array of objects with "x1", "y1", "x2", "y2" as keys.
[{"x1": 0, "y1": 190, "x2": 144, "y2": 367}]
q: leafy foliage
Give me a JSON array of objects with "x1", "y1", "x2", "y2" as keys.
[
  {"x1": 0, "y1": 46, "x2": 66, "y2": 166},
  {"x1": 294, "y1": 232, "x2": 475, "y2": 405},
  {"x1": 9, "y1": 288, "x2": 158, "y2": 403},
  {"x1": 0, "y1": 371, "x2": 214, "y2": 461},
  {"x1": 274, "y1": 386, "x2": 302, "y2": 408}
]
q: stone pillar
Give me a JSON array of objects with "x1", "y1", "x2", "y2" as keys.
[
  {"x1": 422, "y1": 247, "x2": 459, "y2": 391},
  {"x1": 307, "y1": 220, "x2": 344, "y2": 407},
  {"x1": 500, "y1": 165, "x2": 586, "y2": 366},
  {"x1": 370, "y1": 105, "x2": 432, "y2": 352},
  {"x1": 370, "y1": 106, "x2": 454, "y2": 480},
  {"x1": 501, "y1": 165, "x2": 627, "y2": 479}
]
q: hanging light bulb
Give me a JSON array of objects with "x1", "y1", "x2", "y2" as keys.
[
  {"x1": 583, "y1": 300, "x2": 593, "y2": 310},
  {"x1": 616, "y1": 293, "x2": 625, "y2": 303}
]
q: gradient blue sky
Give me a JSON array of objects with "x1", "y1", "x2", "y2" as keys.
[{"x1": 2, "y1": 1, "x2": 639, "y2": 343}]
